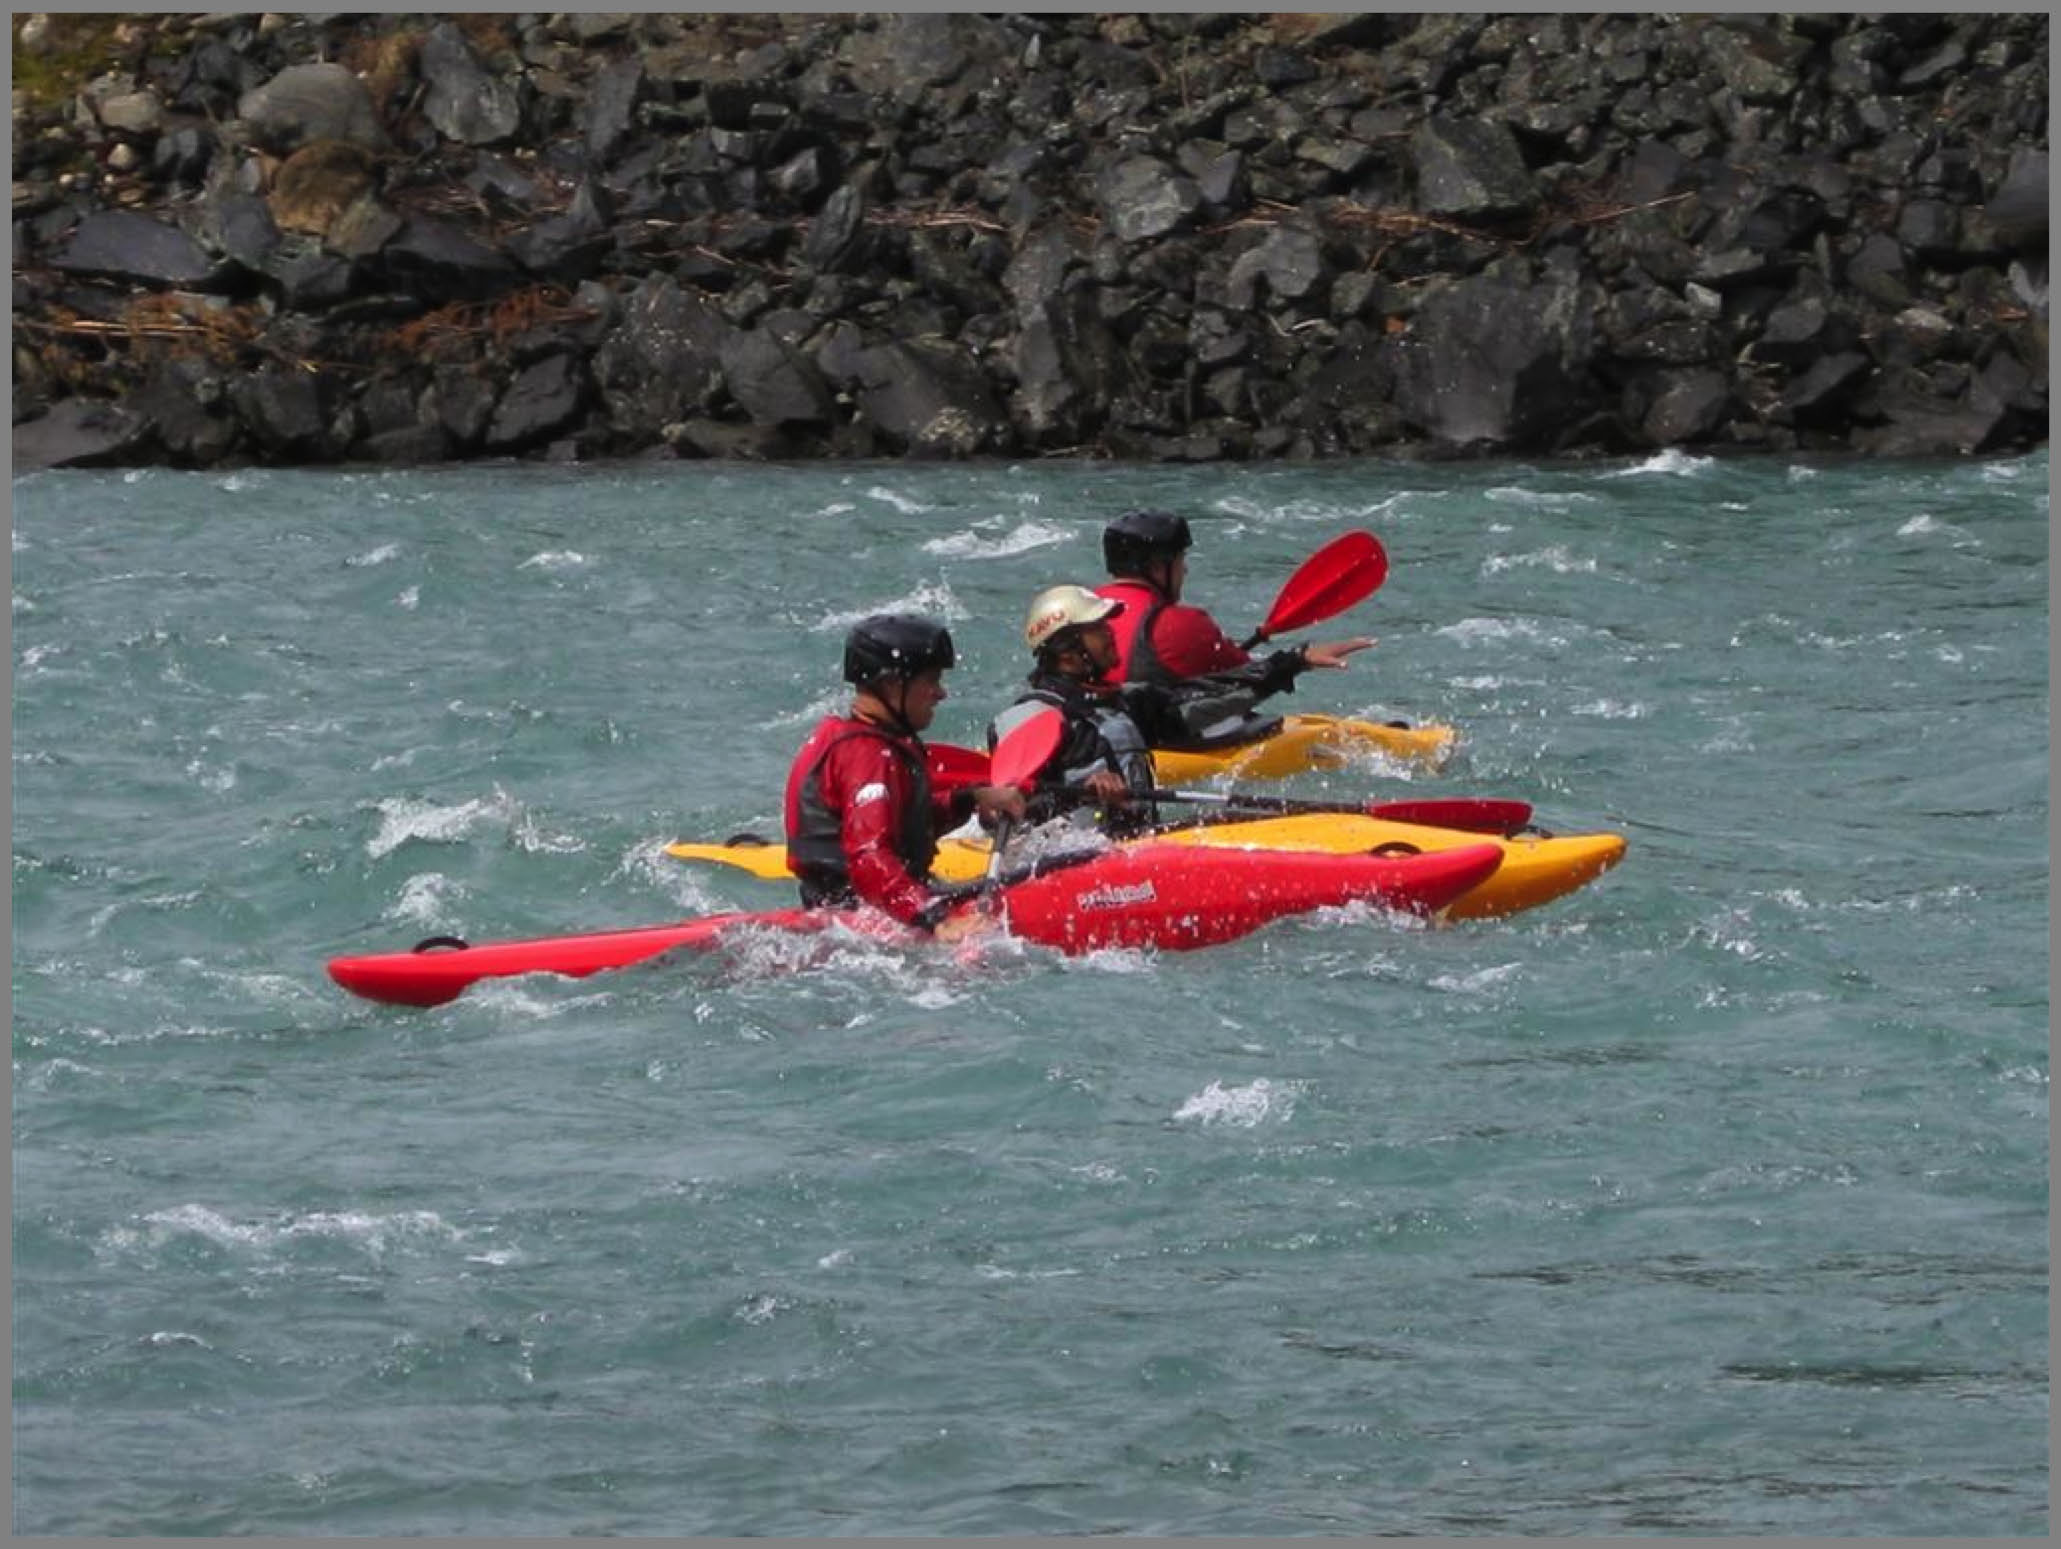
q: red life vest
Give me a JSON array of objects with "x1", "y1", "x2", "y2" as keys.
[
  {"x1": 783, "y1": 716, "x2": 937, "y2": 903},
  {"x1": 1094, "y1": 579, "x2": 1174, "y2": 686}
]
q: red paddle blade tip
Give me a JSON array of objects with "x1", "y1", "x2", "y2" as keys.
[{"x1": 990, "y1": 708, "x2": 1065, "y2": 790}]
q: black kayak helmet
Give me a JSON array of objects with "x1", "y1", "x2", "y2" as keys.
[
  {"x1": 842, "y1": 613, "x2": 957, "y2": 686},
  {"x1": 1102, "y1": 509, "x2": 1194, "y2": 578}
]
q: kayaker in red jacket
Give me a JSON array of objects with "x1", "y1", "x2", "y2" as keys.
[
  {"x1": 1095, "y1": 508, "x2": 1375, "y2": 688},
  {"x1": 784, "y1": 614, "x2": 1024, "y2": 937}
]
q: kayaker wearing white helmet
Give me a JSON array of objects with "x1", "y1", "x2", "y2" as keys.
[
  {"x1": 784, "y1": 614, "x2": 1024, "y2": 934},
  {"x1": 987, "y1": 584, "x2": 1305, "y2": 837},
  {"x1": 1097, "y1": 508, "x2": 1375, "y2": 687}
]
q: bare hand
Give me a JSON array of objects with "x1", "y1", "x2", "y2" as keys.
[
  {"x1": 971, "y1": 783, "x2": 1028, "y2": 822},
  {"x1": 1083, "y1": 770, "x2": 1130, "y2": 805},
  {"x1": 1303, "y1": 636, "x2": 1376, "y2": 669},
  {"x1": 932, "y1": 907, "x2": 997, "y2": 944}
]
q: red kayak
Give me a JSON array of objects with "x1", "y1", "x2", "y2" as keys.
[{"x1": 327, "y1": 840, "x2": 1503, "y2": 1008}]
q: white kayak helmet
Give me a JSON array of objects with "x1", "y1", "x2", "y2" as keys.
[{"x1": 1024, "y1": 584, "x2": 1122, "y2": 655}]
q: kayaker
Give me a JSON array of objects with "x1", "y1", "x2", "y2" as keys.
[
  {"x1": 987, "y1": 584, "x2": 1304, "y2": 837},
  {"x1": 784, "y1": 614, "x2": 1025, "y2": 939},
  {"x1": 1096, "y1": 508, "x2": 1376, "y2": 687}
]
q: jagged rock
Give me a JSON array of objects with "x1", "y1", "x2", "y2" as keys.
[
  {"x1": 1775, "y1": 351, "x2": 1871, "y2": 424},
  {"x1": 591, "y1": 275, "x2": 733, "y2": 438},
  {"x1": 584, "y1": 54, "x2": 644, "y2": 166},
  {"x1": 229, "y1": 364, "x2": 332, "y2": 455},
  {"x1": 359, "y1": 423, "x2": 450, "y2": 463},
  {"x1": 1639, "y1": 368, "x2": 1733, "y2": 444},
  {"x1": 206, "y1": 193, "x2": 281, "y2": 272},
  {"x1": 12, "y1": 398, "x2": 151, "y2": 469},
  {"x1": 1392, "y1": 258, "x2": 1600, "y2": 450},
  {"x1": 425, "y1": 365, "x2": 499, "y2": 448},
  {"x1": 237, "y1": 63, "x2": 385, "y2": 155},
  {"x1": 1844, "y1": 233, "x2": 1911, "y2": 307},
  {"x1": 420, "y1": 23, "x2": 524, "y2": 147},
  {"x1": 1986, "y1": 147, "x2": 2048, "y2": 253},
  {"x1": 505, "y1": 181, "x2": 613, "y2": 278},
  {"x1": 718, "y1": 329, "x2": 835, "y2": 425},
  {"x1": 265, "y1": 243, "x2": 356, "y2": 310},
  {"x1": 48, "y1": 210, "x2": 216, "y2": 287},
  {"x1": 852, "y1": 338, "x2": 1009, "y2": 455},
  {"x1": 1411, "y1": 116, "x2": 1539, "y2": 222},
  {"x1": 377, "y1": 216, "x2": 518, "y2": 302},
  {"x1": 485, "y1": 351, "x2": 586, "y2": 450},
  {"x1": 1226, "y1": 224, "x2": 1329, "y2": 308},
  {"x1": 132, "y1": 361, "x2": 239, "y2": 464},
  {"x1": 1095, "y1": 156, "x2": 1203, "y2": 244},
  {"x1": 801, "y1": 182, "x2": 869, "y2": 272}
]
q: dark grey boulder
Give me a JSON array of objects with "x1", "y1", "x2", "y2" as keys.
[
  {"x1": 718, "y1": 329, "x2": 836, "y2": 425},
  {"x1": 1226, "y1": 223, "x2": 1329, "y2": 308},
  {"x1": 801, "y1": 182, "x2": 869, "y2": 272},
  {"x1": 237, "y1": 63, "x2": 385, "y2": 155},
  {"x1": 1639, "y1": 368, "x2": 1732, "y2": 444},
  {"x1": 425, "y1": 366, "x2": 499, "y2": 448},
  {"x1": 1095, "y1": 156, "x2": 1203, "y2": 244},
  {"x1": 1411, "y1": 116, "x2": 1539, "y2": 222},
  {"x1": 265, "y1": 244, "x2": 357, "y2": 311},
  {"x1": 1775, "y1": 351, "x2": 1872, "y2": 424},
  {"x1": 852, "y1": 338, "x2": 1009, "y2": 455},
  {"x1": 132, "y1": 362, "x2": 239, "y2": 465},
  {"x1": 1985, "y1": 147, "x2": 2048, "y2": 253},
  {"x1": 207, "y1": 193, "x2": 281, "y2": 273},
  {"x1": 377, "y1": 216, "x2": 518, "y2": 302},
  {"x1": 485, "y1": 351, "x2": 587, "y2": 450},
  {"x1": 421, "y1": 23, "x2": 524, "y2": 147},
  {"x1": 50, "y1": 211, "x2": 214, "y2": 286},
  {"x1": 1392, "y1": 259, "x2": 1600, "y2": 450},
  {"x1": 584, "y1": 54, "x2": 645, "y2": 166},
  {"x1": 230, "y1": 365, "x2": 333, "y2": 455},
  {"x1": 506, "y1": 182, "x2": 613, "y2": 279},
  {"x1": 12, "y1": 398, "x2": 150, "y2": 469},
  {"x1": 591, "y1": 276, "x2": 734, "y2": 438}
]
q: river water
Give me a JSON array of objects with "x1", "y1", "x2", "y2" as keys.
[{"x1": 11, "y1": 450, "x2": 2048, "y2": 1535}]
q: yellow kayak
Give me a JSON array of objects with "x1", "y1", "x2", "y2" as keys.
[
  {"x1": 666, "y1": 811, "x2": 1622, "y2": 922},
  {"x1": 1151, "y1": 713, "x2": 1457, "y2": 782}
]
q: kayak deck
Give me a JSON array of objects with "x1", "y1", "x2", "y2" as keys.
[
  {"x1": 1151, "y1": 713, "x2": 1456, "y2": 782},
  {"x1": 328, "y1": 841, "x2": 1503, "y2": 1007},
  {"x1": 667, "y1": 812, "x2": 1624, "y2": 921}
]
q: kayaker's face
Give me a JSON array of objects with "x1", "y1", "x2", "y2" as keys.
[
  {"x1": 1077, "y1": 621, "x2": 1119, "y2": 677},
  {"x1": 889, "y1": 667, "x2": 947, "y2": 731}
]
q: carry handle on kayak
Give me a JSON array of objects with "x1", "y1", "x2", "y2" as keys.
[{"x1": 1241, "y1": 530, "x2": 1388, "y2": 649}]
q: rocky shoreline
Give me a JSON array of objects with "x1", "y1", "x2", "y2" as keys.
[{"x1": 11, "y1": 11, "x2": 2050, "y2": 471}]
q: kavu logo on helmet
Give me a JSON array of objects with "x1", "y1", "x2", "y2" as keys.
[
  {"x1": 842, "y1": 614, "x2": 956, "y2": 685},
  {"x1": 1024, "y1": 584, "x2": 1122, "y2": 653}
]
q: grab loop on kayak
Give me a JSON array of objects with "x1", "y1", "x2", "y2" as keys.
[
  {"x1": 725, "y1": 832, "x2": 772, "y2": 847},
  {"x1": 411, "y1": 935, "x2": 471, "y2": 953},
  {"x1": 1369, "y1": 840, "x2": 1422, "y2": 857},
  {"x1": 1512, "y1": 824, "x2": 1553, "y2": 839}
]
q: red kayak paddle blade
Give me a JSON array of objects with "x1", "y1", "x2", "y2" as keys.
[
  {"x1": 926, "y1": 741, "x2": 991, "y2": 792},
  {"x1": 1365, "y1": 797, "x2": 1533, "y2": 835},
  {"x1": 989, "y1": 708, "x2": 1065, "y2": 791},
  {"x1": 1255, "y1": 530, "x2": 1388, "y2": 640}
]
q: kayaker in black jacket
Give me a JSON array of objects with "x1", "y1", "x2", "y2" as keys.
[{"x1": 985, "y1": 584, "x2": 1301, "y2": 838}]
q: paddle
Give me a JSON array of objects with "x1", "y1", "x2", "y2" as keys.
[
  {"x1": 975, "y1": 708, "x2": 1065, "y2": 908},
  {"x1": 1143, "y1": 787, "x2": 1535, "y2": 837},
  {"x1": 926, "y1": 740, "x2": 991, "y2": 792},
  {"x1": 1240, "y1": 529, "x2": 1389, "y2": 649}
]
